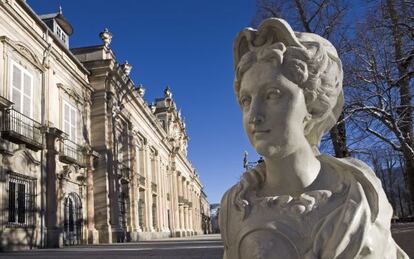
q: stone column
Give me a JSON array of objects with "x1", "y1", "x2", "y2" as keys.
[
  {"x1": 178, "y1": 174, "x2": 185, "y2": 236},
  {"x1": 189, "y1": 188, "x2": 194, "y2": 235},
  {"x1": 158, "y1": 160, "x2": 166, "y2": 232},
  {"x1": 152, "y1": 153, "x2": 159, "y2": 232},
  {"x1": 184, "y1": 181, "x2": 190, "y2": 235},
  {"x1": 155, "y1": 155, "x2": 161, "y2": 232},
  {"x1": 158, "y1": 163, "x2": 164, "y2": 231},
  {"x1": 172, "y1": 171, "x2": 179, "y2": 236},
  {"x1": 86, "y1": 151, "x2": 99, "y2": 244},
  {"x1": 45, "y1": 128, "x2": 63, "y2": 247},
  {"x1": 162, "y1": 165, "x2": 168, "y2": 232},
  {"x1": 145, "y1": 146, "x2": 154, "y2": 232},
  {"x1": 129, "y1": 135, "x2": 140, "y2": 241},
  {"x1": 137, "y1": 142, "x2": 146, "y2": 232}
]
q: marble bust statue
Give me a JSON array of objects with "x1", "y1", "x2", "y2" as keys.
[{"x1": 219, "y1": 18, "x2": 408, "y2": 259}]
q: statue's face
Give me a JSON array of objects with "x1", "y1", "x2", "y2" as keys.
[{"x1": 239, "y1": 62, "x2": 308, "y2": 158}]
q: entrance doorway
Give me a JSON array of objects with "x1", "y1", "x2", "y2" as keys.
[{"x1": 63, "y1": 193, "x2": 83, "y2": 245}]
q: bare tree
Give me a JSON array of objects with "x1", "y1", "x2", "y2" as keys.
[
  {"x1": 346, "y1": 0, "x2": 414, "y2": 208},
  {"x1": 253, "y1": 0, "x2": 351, "y2": 157},
  {"x1": 370, "y1": 148, "x2": 413, "y2": 217}
]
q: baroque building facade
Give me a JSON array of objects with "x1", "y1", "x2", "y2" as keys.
[{"x1": 0, "y1": 0, "x2": 209, "y2": 250}]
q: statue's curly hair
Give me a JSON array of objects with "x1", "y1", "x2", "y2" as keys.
[{"x1": 233, "y1": 18, "x2": 344, "y2": 218}]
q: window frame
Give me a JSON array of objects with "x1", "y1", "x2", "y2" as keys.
[
  {"x1": 7, "y1": 172, "x2": 36, "y2": 227},
  {"x1": 9, "y1": 60, "x2": 34, "y2": 118},
  {"x1": 62, "y1": 100, "x2": 77, "y2": 143},
  {"x1": 55, "y1": 24, "x2": 67, "y2": 44}
]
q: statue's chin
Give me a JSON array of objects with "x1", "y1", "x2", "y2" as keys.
[{"x1": 255, "y1": 144, "x2": 284, "y2": 158}]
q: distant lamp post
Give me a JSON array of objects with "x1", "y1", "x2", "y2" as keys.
[
  {"x1": 243, "y1": 151, "x2": 248, "y2": 169},
  {"x1": 99, "y1": 28, "x2": 113, "y2": 48},
  {"x1": 243, "y1": 151, "x2": 263, "y2": 170}
]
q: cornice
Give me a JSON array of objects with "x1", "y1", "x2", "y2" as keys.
[{"x1": 1, "y1": 0, "x2": 90, "y2": 75}]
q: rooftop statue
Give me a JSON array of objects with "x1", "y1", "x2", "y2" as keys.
[{"x1": 219, "y1": 18, "x2": 408, "y2": 259}]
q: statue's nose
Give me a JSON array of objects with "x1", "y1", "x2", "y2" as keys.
[
  {"x1": 250, "y1": 114, "x2": 264, "y2": 124},
  {"x1": 249, "y1": 109, "x2": 265, "y2": 125},
  {"x1": 249, "y1": 103, "x2": 265, "y2": 125}
]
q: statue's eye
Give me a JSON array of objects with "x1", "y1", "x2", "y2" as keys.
[
  {"x1": 266, "y1": 89, "x2": 281, "y2": 100},
  {"x1": 239, "y1": 96, "x2": 251, "y2": 107}
]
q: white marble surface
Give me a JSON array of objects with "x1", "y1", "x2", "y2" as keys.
[{"x1": 220, "y1": 18, "x2": 409, "y2": 259}]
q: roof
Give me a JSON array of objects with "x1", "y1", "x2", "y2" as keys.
[{"x1": 39, "y1": 12, "x2": 73, "y2": 35}]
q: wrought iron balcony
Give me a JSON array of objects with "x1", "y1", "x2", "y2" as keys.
[
  {"x1": 59, "y1": 139, "x2": 86, "y2": 167},
  {"x1": 121, "y1": 167, "x2": 130, "y2": 180},
  {"x1": 166, "y1": 193, "x2": 170, "y2": 201},
  {"x1": 151, "y1": 182, "x2": 157, "y2": 192},
  {"x1": 117, "y1": 162, "x2": 130, "y2": 181},
  {"x1": 1, "y1": 108, "x2": 42, "y2": 151},
  {"x1": 138, "y1": 175, "x2": 146, "y2": 186},
  {"x1": 178, "y1": 195, "x2": 184, "y2": 205}
]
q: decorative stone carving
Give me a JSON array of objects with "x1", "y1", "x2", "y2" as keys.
[
  {"x1": 137, "y1": 84, "x2": 146, "y2": 97},
  {"x1": 57, "y1": 83, "x2": 83, "y2": 104},
  {"x1": 5, "y1": 148, "x2": 40, "y2": 175},
  {"x1": 121, "y1": 60, "x2": 132, "y2": 76},
  {"x1": 0, "y1": 36, "x2": 44, "y2": 71},
  {"x1": 164, "y1": 86, "x2": 172, "y2": 98},
  {"x1": 220, "y1": 18, "x2": 408, "y2": 259},
  {"x1": 99, "y1": 28, "x2": 112, "y2": 48}
]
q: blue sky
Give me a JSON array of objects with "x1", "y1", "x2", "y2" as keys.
[{"x1": 28, "y1": 0, "x2": 259, "y2": 204}]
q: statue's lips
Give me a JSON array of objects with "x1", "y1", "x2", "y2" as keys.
[{"x1": 253, "y1": 129, "x2": 271, "y2": 135}]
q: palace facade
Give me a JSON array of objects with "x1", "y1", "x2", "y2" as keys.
[{"x1": 0, "y1": 0, "x2": 209, "y2": 250}]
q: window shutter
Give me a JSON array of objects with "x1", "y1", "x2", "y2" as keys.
[
  {"x1": 23, "y1": 73, "x2": 32, "y2": 97},
  {"x1": 11, "y1": 65, "x2": 22, "y2": 112},
  {"x1": 22, "y1": 72, "x2": 32, "y2": 117},
  {"x1": 70, "y1": 108, "x2": 76, "y2": 141},
  {"x1": 10, "y1": 63, "x2": 33, "y2": 118},
  {"x1": 12, "y1": 65, "x2": 21, "y2": 90},
  {"x1": 64, "y1": 103, "x2": 70, "y2": 135},
  {"x1": 63, "y1": 102, "x2": 77, "y2": 142}
]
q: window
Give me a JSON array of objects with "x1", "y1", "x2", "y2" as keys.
[
  {"x1": 10, "y1": 61, "x2": 33, "y2": 118},
  {"x1": 63, "y1": 101, "x2": 77, "y2": 142},
  {"x1": 138, "y1": 192, "x2": 145, "y2": 229},
  {"x1": 56, "y1": 25, "x2": 67, "y2": 44},
  {"x1": 118, "y1": 192, "x2": 128, "y2": 228},
  {"x1": 7, "y1": 173, "x2": 36, "y2": 226},
  {"x1": 56, "y1": 26, "x2": 62, "y2": 39},
  {"x1": 152, "y1": 196, "x2": 157, "y2": 229}
]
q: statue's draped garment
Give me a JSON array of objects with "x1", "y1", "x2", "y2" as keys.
[{"x1": 220, "y1": 155, "x2": 408, "y2": 259}]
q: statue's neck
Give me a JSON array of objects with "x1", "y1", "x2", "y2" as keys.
[{"x1": 261, "y1": 145, "x2": 321, "y2": 196}]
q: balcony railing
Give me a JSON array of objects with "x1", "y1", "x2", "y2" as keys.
[
  {"x1": 178, "y1": 196, "x2": 184, "y2": 205},
  {"x1": 151, "y1": 182, "x2": 157, "y2": 193},
  {"x1": 117, "y1": 162, "x2": 130, "y2": 181},
  {"x1": 1, "y1": 108, "x2": 42, "y2": 150},
  {"x1": 121, "y1": 167, "x2": 130, "y2": 180},
  {"x1": 166, "y1": 193, "x2": 170, "y2": 201},
  {"x1": 138, "y1": 175, "x2": 146, "y2": 186},
  {"x1": 59, "y1": 139, "x2": 86, "y2": 167}
]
